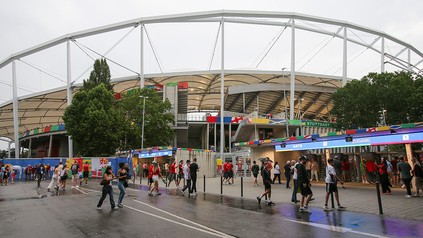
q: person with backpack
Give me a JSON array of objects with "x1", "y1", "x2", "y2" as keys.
[{"x1": 70, "y1": 161, "x2": 80, "y2": 189}]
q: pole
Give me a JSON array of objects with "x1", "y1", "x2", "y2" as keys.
[
  {"x1": 203, "y1": 174, "x2": 206, "y2": 193},
  {"x1": 221, "y1": 175, "x2": 223, "y2": 195},
  {"x1": 241, "y1": 177, "x2": 244, "y2": 197},
  {"x1": 376, "y1": 182, "x2": 383, "y2": 214},
  {"x1": 141, "y1": 96, "x2": 148, "y2": 149}
]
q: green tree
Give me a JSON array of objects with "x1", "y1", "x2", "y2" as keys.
[
  {"x1": 83, "y1": 58, "x2": 113, "y2": 91},
  {"x1": 63, "y1": 84, "x2": 125, "y2": 156},
  {"x1": 119, "y1": 88, "x2": 175, "y2": 149},
  {"x1": 330, "y1": 71, "x2": 423, "y2": 130}
]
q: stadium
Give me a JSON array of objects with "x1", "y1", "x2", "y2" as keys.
[{"x1": 1, "y1": 10, "x2": 422, "y2": 166}]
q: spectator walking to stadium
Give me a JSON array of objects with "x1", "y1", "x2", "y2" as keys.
[
  {"x1": 379, "y1": 157, "x2": 392, "y2": 195},
  {"x1": 256, "y1": 160, "x2": 275, "y2": 206},
  {"x1": 190, "y1": 158, "x2": 199, "y2": 197},
  {"x1": 97, "y1": 166, "x2": 118, "y2": 210},
  {"x1": 323, "y1": 158, "x2": 346, "y2": 211},
  {"x1": 311, "y1": 159, "x2": 319, "y2": 182},
  {"x1": 24, "y1": 164, "x2": 32, "y2": 182},
  {"x1": 397, "y1": 157, "x2": 412, "y2": 197},
  {"x1": 181, "y1": 160, "x2": 191, "y2": 196},
  {"x1": 59, "y1": 165, "x2": 69, "y2": 190},
  {"x1": 148, "y1": 161, "x2": 162, "y2": 196},
  {"x1": 251, "y1": 161, "x2": 260, "y2": 187},
  {"x1": 166, "y1": 159, "x2": 178, "y2": 189},
  {"x1": 70, "y1": 161, "x2": 80, "y2": 188},
  {"x1": 117, "y1": 162, "x2": 128, "y2": 207},
  {"x1": 291, "y1": 159, "x2": 300, "y2": 203},
  {"x1": 272, "y1": 161, "x2": 281, "y2": 184},
  {"x1": 411, "y1": 157, "x2": 422, "y2": 197},
  {"x1": 35, "y1": 163, "x2": 45, "y2": 188},
  {"x1": 284, "y1": 160, "x2": 292, "y2": 189},
  {"x1": 82, "y1": 162, "x2": 90, "y2": 185},
  {"x1": 177, "y1": 160, "x2": 185, "y2": 187},
  {"x1": 47, "y1": 165, "x2": 60, "y2": 192},
  {"x1": 298, "y1": 156, "x2": 313, "y2": 213}
]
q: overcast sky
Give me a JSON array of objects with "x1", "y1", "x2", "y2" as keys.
[{"x1": 1, "y1": 0, "x2": 422, "y2": 150}]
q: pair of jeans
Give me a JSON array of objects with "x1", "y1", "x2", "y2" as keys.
[
  {"x1": 285, "y1": 174, "x2": 291, "y2": 188},
  {"x1": 291, "y1": 179, "x2": 298, "y2": 202},
  {"x1": 97, "y1": 185, "x2": 115, "y2": 208},
  {"x1": 182, "y1": 179, "x2": 192, "y2": 194},
  {"x1": 402, "y1": 178, "x2": 412, "y2": 195},
  {"x1": 380, "y1": 173, "x2": 391, "y2": 193},
  {"x1": 191, "y1": 176, "x2": 197, "y2": 193},
  {"x1": 118, "y1": 180, "x2": 126, "y2": 204}
]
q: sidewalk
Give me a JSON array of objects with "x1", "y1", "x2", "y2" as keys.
[{"x1": 132, "y1": 175, "x2": 423, "y2": 221}]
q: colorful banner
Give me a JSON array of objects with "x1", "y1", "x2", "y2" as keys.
[{"x1": 91, "y1": 158, "x2": 111, "y2": 178}]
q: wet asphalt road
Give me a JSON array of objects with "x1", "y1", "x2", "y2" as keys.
[{"x1": 1, "y1": 181, "x2": 422, "y2": 238}]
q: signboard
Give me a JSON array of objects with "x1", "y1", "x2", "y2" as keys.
[
  {"x1": 138, "y1": 150, "x2": 172, "y2": 158},
  {"x1": 275, "y1": 132, "x2": 423, "y2": 152},
  {"x1": 304, "y1": 121, "x2": 334, "y2": 128}
]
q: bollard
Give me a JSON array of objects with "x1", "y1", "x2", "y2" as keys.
[
  {"x1": 140, "y1": 174, "x2": 142, "y2": 185},
  {"x1": 221, "y1": 176, "x2": 223, "y2": 195},
  {"x1": 330, "y1": 191, "x2": 335, "y2": 209},
  {"x1": 375, "y1": 182, "x2": 383, "y2": 214},
  {"x1": 241, "y1": 177, "x2": 243, "y2": 197},
  {"x1": 203, "y1": 175, "x2": 206, "y2": 193}
]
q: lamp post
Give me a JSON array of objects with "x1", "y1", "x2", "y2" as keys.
[{"x1": 140, "y1": 96, "x2": 148, "y2": 149}]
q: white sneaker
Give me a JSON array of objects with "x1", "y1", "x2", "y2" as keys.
[
  {"x1": 323, "y1": 206, "x2": 332, "y2": 211},
  {"x1": 71, "y1": 186, "x2": 75, "y2": 188},
  {"x1": 76, "y1": 185, "x2": 79, "y2": 188},
  {"x1": 405, "y1": 195, "x2": 412, "y2": 198},
  {"x1": 97, "y1": 207, "x2": 102, "y2": 210}
]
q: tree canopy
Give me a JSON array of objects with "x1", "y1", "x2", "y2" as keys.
[
  {"x1": 118, "y1": 88, "x2": 175, "y2": 150},
  {"x1": 83, "y1": 59, "x2": 113, "y2": 91},
  {"x1": 63, "y1": 84, "x2": 125, "y2": 156},
  {"x1": 330, "y1": 71, "x2": 423, "y2": 130}
]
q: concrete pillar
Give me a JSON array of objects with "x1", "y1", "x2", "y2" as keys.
[
  {"x1": 27, "y1": 138, "x2": 32, "y2": 158},
  {"x1": 325, "y1": 148, "x2": 331, "y2": 165}
]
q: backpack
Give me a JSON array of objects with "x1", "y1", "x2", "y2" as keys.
[{"x1": 386, "y1": 161, "x2": 392, "y2": 173}]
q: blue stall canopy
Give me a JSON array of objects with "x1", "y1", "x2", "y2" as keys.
[{"x1": 276, "y1": 131, "x2": 423, "y2": 152}]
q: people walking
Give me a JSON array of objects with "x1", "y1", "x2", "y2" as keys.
[
  {"x1": 284, "y1": 160, "x2": 292, "y2": 189},
  {"x1": 411, "y1": 157, "x2": 422, "y2": 197},
  {"x1": 397, "y1": 157, "x2": 412, "y2": 197},
  {"x1": 177, "y1": 160, "x2": 185, "y2": 187},
  {"x1": 59, "y1": 165, "x2": 69, "y2": 190},
  {"x1": 35, "y1": 163, "x2": 45, "y2": 188},
  {"x1": 181, "y1": 160, "x2": 191, "y2": 196},
  {"x1": 190, "y1": 158, "x2": 199, "y2": 197},
  {"x1": 379, "y1": 157, "x2": 392, "y2": 195},
  {"x1": 166, "y1": 159, "x2": 178, "y2": 189},
  {"x1": 82, "y1": 162, "x2": 90, "y2": 185},
  {"x1": 47, "y1": 165, "x2": 60, "y2": 192},
  {"x1": 251, "y1": 161, "x2": 260, "y2": 187},
  {"x1": 291, "y1": 159, "x2": 300, "y2": 203},
  {"x1": 272, "y1": 162, "x2": 281, "y2": 184},
  {"x1": 70, "y1": 161, "x2": 80, "y2": 188},
  {"x1": 117, "y1": 162, "x2": 128, "y2": 207},
  {"x1": 297, "y1": 156, "x2": 313, "y2": 213},
  {"x1": 97, "y1": 166, "x2": 117, "y2": 210},
  {"x1": 323, "y1": 158, "x2": 346, "y2": 211},
  {"x1": 311, "y1": 159, "x2": 319, "y2": 182},
  {"x1": 256, "y1": 160, "x2": 275, "y2": 206},
  {"x1": 148, "y1": 161, "x2": 162, "y2": 196}
]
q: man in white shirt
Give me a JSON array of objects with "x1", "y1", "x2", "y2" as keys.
[
  {"x1": 324, "y1": 158, "x2": 346, "y2": 211},
  {"x1": 291, "y1": 159, "x2": 300, "y2": 203},
  {"x1": 181, "y1": 160, "x2": 191, "y2": 196}
]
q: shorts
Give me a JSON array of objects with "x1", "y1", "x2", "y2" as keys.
[
  {"x1": 83, "y1": 171, "x2": 89, "y2": 178},
  {"x1": 223, "y1": 172, "x2": 228, "y2": 179},
  {"x1": 253, "y1": 173, "x2": 258, "y2": 178},
  {"x1": 264, "y1": 181, "x2": 271, "y2": 190},
  {"x1": 300, "y1": 183, "x2": 313, "y2": 196},
  {"x1": 152, "y1": 175, "x2": 159, "y2": 182},
  {"x1": 178, "y1": 174, "x2": 183, "y2": 180},
  {"x1": 72, "y1": 174, "x2": 79, "y2": 179},
  {"x1": 148, "y1": 178, "x2": 154, "y2": 184},
  {"x1": 168, "y1": 173, "x2": 176, "y2": 182},
  {"x1": 228, "y1": 170, "x2": 233, "y2": 178},
  {"x1": 326, "y1": 183, "x2": 338, "y2": 193}
]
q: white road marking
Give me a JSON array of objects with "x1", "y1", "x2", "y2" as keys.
[
  {"x1": 284, "y1": 219, "x2": 389, "y2": 238},
  {"x1": 79, "y1": 187, "x2": 234, "y2": 238},
  {"x1": 132, "y1": 199, "x2": 232, "y2": 237},
  {"x1": 74, "y1": 187, "x2": 88, "y2": 195},
  {"x1": 125, "y1": 204, "x2": 234, "y2": 238}
]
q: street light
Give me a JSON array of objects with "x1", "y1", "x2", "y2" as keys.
[{"x1": 140, "y1": 95, "x2": 148, "y2": 149}]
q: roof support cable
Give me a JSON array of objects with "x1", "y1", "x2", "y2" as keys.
[
  {"x1": 297, "y1": 35, "x2": 335, "y2": 71},
  {"x1": 144, "y1": 26, "x2": 164, "y2": 73},
  {"x1": 0, "y1": 79, "x2": 34, "y2": 93},
  {"x1": 208, "y1": 22, "x2": 221, "y2": 70},
  {"x1": 71, "y1": 25, "x2": 139, "y2": 83},
  {"x1": 18, "y1": 59, "x2": 66, "y2": 84},
  {"x1": 254, "y1": 23, "x2": 289, "y2": 68}
]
